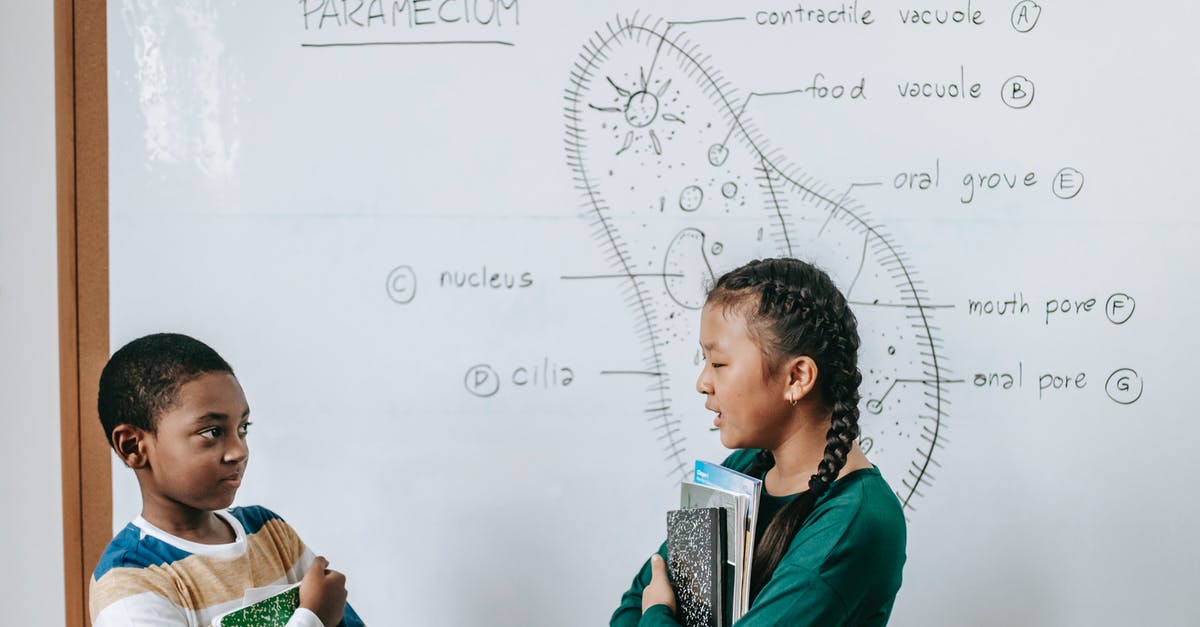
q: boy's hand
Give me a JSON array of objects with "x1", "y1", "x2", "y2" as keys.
[
  {"x1": 299, "y1": 556, "x2": 347, "y2": 627},
  {"x1": 641, "y1": 554, "x2": 676, "y2": 615}
]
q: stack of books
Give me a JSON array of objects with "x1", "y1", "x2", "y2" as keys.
[{"x1": 666, "y1": 460, "x2": 763, "y2": 627}]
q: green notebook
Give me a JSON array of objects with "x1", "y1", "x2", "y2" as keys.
[{"x1": 210, "y1": 582, "x2": 301, "y2": 627}]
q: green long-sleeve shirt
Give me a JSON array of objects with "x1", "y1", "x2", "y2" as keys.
[{"x1": 611, "y1": 449, "x2": 906, "y2": 627}]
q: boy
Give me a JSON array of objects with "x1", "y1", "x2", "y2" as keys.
[{"x1": 90, "y1": 333, "x2": 364, "y2": 626}]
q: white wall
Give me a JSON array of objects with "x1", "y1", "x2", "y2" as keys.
[{"x1": 0, "y1": 1, "x2": 65, "y2": 624}]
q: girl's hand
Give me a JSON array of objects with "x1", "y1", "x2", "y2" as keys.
[{"x1": 641, "y1": 554, "x2": 677, "y2": 615}]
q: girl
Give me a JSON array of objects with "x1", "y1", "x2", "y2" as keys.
[{"x1": 611, "y1": 258, "x2": 907, "y2": 626}]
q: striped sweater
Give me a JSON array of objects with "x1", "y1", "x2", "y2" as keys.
[{"x1": 91, "y1": 506, "x2": 364, "y2": 627}]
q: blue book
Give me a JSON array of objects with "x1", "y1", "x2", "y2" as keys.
[{"x1": 693, "y1": 460, "x2": 762, "y2": 619}]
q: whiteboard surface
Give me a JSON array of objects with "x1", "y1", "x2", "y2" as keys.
[{"x1": 108, "y1": 1, "x2": 1200, "y2": 625}]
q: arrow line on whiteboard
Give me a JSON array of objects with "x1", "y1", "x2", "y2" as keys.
[
  {"x1": 646, "y1": 17, "x2": 745, "y2": 87},
  {"x1": 721, "y1": 90, "x2": 809, "y2": 146},
  {"x1": 301, "y1": 40, "x2": 515, "y2": 48},
  {"x1": 667, "y1": 17, "x2": 745, "y2": 26},
  {"x1": 560, "y1": 273, "x2": 684, "y2": 280},
  {"x1": 819, "y1": 183, "x2": 883, "y2": 239},
  {"x1": 866, "y1": 377, "x2": 965, "y2": 415},
  {"x1": 849, "y1": 300, "x2": 955, "y2": 309}
]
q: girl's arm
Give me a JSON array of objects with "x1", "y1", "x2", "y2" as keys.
[
  {"x1": 618, "y1": 553, "x2": 853, "y2": 627},
  {"x1": 609, "y1": 542, "x2": 669, "y2": 627},
  {"x1": 730, "y1": 566, "x2": 850, "y2": 626}
]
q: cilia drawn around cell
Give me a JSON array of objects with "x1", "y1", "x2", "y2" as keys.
[{"x1": 564, "y1": 14, "x2": 952, "y2": 512}]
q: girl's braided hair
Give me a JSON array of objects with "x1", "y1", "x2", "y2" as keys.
[{"x1": 706, "y1": 258, "x2": 862, "y2": 601}]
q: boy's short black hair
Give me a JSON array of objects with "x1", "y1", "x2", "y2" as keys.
[{"x1": 97, "y1": 333, "x2": 234, "y2": 446}]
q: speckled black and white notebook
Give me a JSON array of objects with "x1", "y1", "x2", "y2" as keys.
[{"x1": 666, "y1": 507, "x2": 727, "y2": 627}]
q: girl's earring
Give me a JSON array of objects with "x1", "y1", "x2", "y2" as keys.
[{"x1": 788, "y1": 395, "x2": 798, "y2": 407}]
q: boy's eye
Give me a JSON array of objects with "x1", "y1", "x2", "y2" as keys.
[{"x1": 711, "y1": 363, "x2": 725, "y2": 369}]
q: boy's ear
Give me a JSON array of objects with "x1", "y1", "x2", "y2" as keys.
[{"x1": 111, "y1": 425, "x2": 151, "y2": 469}]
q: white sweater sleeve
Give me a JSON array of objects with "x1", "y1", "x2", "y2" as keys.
[
  {"x1": 285, "y1": 607, "x2": 326, "y2": 627},
  {"x1": 91, "y1": 591, "x2": 189, "y2": 626}
]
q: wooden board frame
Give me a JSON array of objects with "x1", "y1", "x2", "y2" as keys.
[{"x1": 56, "y1": 0, "x2": 111, "y2": 624}]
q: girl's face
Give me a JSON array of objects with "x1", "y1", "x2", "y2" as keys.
[{"x1": 695, "y1": 303, "x2": 794, "y2": 450}]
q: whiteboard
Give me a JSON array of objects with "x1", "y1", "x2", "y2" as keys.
[{"x1": 108, "y1": 1, "x2": 1200, "y2": 625}]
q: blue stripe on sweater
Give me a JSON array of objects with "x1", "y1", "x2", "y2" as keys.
[
  {"x1": 92, "y1": 524, "x2": 193, "y2": 580},
  {"x1": 92, "y1": 506, "x2": 283, "y2": 580},
  {"x1": 228, "y1": 505, "x2": 283, "y2": 535}
]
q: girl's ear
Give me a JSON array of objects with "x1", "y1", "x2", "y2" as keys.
[
  {"x1": 784, "y1": 356, "x2": 820, "y2": 404},
  {"x1": 111, "y1": 425, "x2": 151, "y2": 469}
]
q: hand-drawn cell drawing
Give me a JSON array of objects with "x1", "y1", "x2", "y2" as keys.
[
  {"x1": 679, "y1": 185, "x2": 704, "y2": 212},
  {"x1": 565, "y1": 15, "x2": 950, "y2": 513}
]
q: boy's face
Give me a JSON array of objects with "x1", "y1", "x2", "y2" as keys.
[{"x1": 141, "y1": 371, "x2": 250, "y2": 512}]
